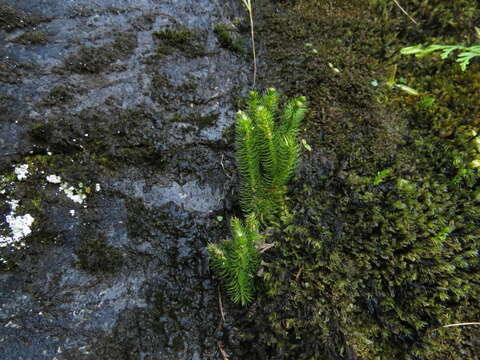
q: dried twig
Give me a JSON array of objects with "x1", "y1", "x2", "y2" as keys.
[
  {"x1": 216, "y1": 288, "x2": 229, "y2": 359},
  {"x1": 392, "y1": 0, "x2": 418, "y2": 25},
  {"x1": 220, "y1": 154, "x2": 232, "y2": 179},
  {"x1": 241, "y1": 0, "x2": 257, "y2": 86},
  {"x1": 258, "y1": 242, "x2": 274, "y2": 253},
  {"x1": 295, "y1": 266, "x2": 303, "y2": 281},
  {"x1": 217, "y1": 341, "x2": 230, "y2": 360},
  {"x1": 442, "y1": 322, "x2": 480, "y2": 328},
  {"x1": 218, "y1": 286, "x2": 226, "y2": 323}
]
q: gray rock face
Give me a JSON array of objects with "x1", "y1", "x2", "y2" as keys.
[{"x1": 0, "y1": 0, "x2": 250, "y2": 358}]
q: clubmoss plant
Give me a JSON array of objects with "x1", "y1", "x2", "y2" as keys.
[
  {"x1": 207, "y1": 215, "x2": 261, "y2": 306},
  {"x1": 208, "y1": 89, "x2": 307, "y2": 306},
  {"x1": 237, "y1": 89, "x2": 307, "y2": 222}
]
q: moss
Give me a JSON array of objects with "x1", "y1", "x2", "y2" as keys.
[
  {"x1": 43, "y1": 85, "x2": 76, "y2": 105},
  {"x1": 64, "y1": 32, "x2": 137, "y2": 74},
  {"x1": 0, "y1": 94, "x2": 17, "y2": 121},
  {"x1": 149, "y1": 74, "x2": 201, "y2": 109},
  {"x1": 153, "y1": 26, "x2": 206, "y2": 58},
  {"x1": 234, "y1": 0, "x2": 480, "y2": 359},
  {"x1": 155, "y1": 27, "x2": 193, "y2": 45},
  {"x1": 12, "y1": 31, "x2": 48, "y2": 45},
  {"x1": 0, "y1": 61, "x2": 22, "y2": 84},
  {"x1": 28, "y1": 106, "x2": 161, "y2": 168},
  {"x1": 76, "y1": 236, "x2": 123, "y2": 273},
  {"x1": 175, "y1": 80, "x2": 198, "y2": 93},
  {"x1": 151, "y1": 73, "x2": 171, "y2": 90},
  {"x1": 111, "y1": 32, "x2": 138, "y2": 55},
  {"x1": 191, "y1": 113, "x2": 217, "y2": 129},
  {"x1": 213, "y1": 24, "x2": 244, "y2": 53},
  {"x1": 171, "y1": 336, "x2": 185, "y2": 352},
  {"x1": 0, "y1": 4, "x2": 44, "y2": 32}
]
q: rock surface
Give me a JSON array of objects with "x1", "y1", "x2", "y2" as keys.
[{"x1": 0, "y1": 0, "x2": 250, "y2": 358}]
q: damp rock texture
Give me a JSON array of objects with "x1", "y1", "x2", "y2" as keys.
[{"x1": 0, "y1": 0, "x2": 250, "y2": 359}]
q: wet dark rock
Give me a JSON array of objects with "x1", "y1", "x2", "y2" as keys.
[{"x1": 0, "y1": 0, "x2": 250, "y2": 358}]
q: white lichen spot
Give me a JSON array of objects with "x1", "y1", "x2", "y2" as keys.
[
  {"x1": 6, "y1": 214, "x2": 34, "y2": 241},
  {"x1": 46, "y1": 175, "x2": 62, "y2": 184},
  {"x1": 14, "y1": 164, "x2": 29, "y2": 181},
  {"x1": 7, "y1": 199, "x2": 19, "y2": 212},
  {"x1": 59, "y1": 183, "x2": 87, "y2": 204},
  {"x1": 95, "y1": 183, "x2": 101, "y2": 192},
  {"x1": 0, "y1": 199, "x2": 34, "y2": 249},
  {"x1": 69, "y1": 210, "x2": 75, "y2": 217}
]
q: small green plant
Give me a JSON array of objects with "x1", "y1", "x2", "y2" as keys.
[
  {"x1": 207, "y1": 215, "x2": 261, "y2": 306},
  {"x1": 237, "y1": 88, "x2": 307, "y2": 221},
  {"x1": 208, "y1": 89, "x2": 307, "y2": 306},
  {"x1": 401, "y1": 44, "x2": 480, "y2": 71}
]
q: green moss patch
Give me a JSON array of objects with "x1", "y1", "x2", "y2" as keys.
[
  {"x1": 0, "y1": 4, "x2": 45, "y2": 32},
  {"x1": 0, "y1": 61, "x2": 22, "y2": 84},
  {"x1": 76, "y1": 236, "x2": 123, "y2": 273},
  {"x1": 64, "y1": 32, "x2": 137, "y2": 74},
  {"x1": 42, "y1": 84, "x2": 77, "y2": 106},
  {"x1": 153, "y1": 25, "x2": 206, "y2": 58},
  {"x1": 213, "y1": 24, "x2": 244, "y2": 53},
  {"x1": 28, "y1": 106, "x2": 160, "y2": 168},
  {"x1": 12, "y1": 31, "x2": 48, "y2": 45},
  {"x1": 236, "y1": 0, "x2": 480, "y2": 359}
]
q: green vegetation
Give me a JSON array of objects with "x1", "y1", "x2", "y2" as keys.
[
  {"x1": 213, "y1": 24, "x2": 244, "y2": 53},
  {"x1": 208, "y1": 89, "x2": 307, "y2": 306},
  {"x1": 401, "y1": 42, "x2": 480, "y2": 71},
  {"x1": 64, "y1": 32, "x2": 137, "y2": 73},
  {"x1": 76, "y1": 236, "x2": 123, "y2": 273},
  {"x1": 207, "y1": 215, "x2": 261, "y2": 306},
  {"x1": 43, "y1": 85, "x2": 76, "y2": 105},
  {"x1": 0, "y1": 4, "x2": 44, "y2": 32},
  {"x1": 12, "y1": 31, "x2": 48, "y2": 45},
  {"x1": 153, "y1": 26, "x2": 206, "y2": 58},
  {"x1": 237, "y1": 89, "x2": 307, "y2": 222},
  {"x1": 230, "y1": 0, "x2": 480, "y2": 358}
]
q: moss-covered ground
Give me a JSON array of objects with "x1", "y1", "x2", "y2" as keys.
[{"x1": 237, "y1": 0, "x2": 480, "y2": 359}]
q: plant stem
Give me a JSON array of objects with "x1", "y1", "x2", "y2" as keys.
[
  {"x1": 249, "y1": 6, "x2": 256, "y2": 86},
  {"x1": 241, "y1": 0, "x2": 256, "y2": 87}
]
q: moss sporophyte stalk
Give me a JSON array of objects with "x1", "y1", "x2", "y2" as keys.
[{"x1": 208, "y1": 89, "x2": 307, "y2": 306}]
